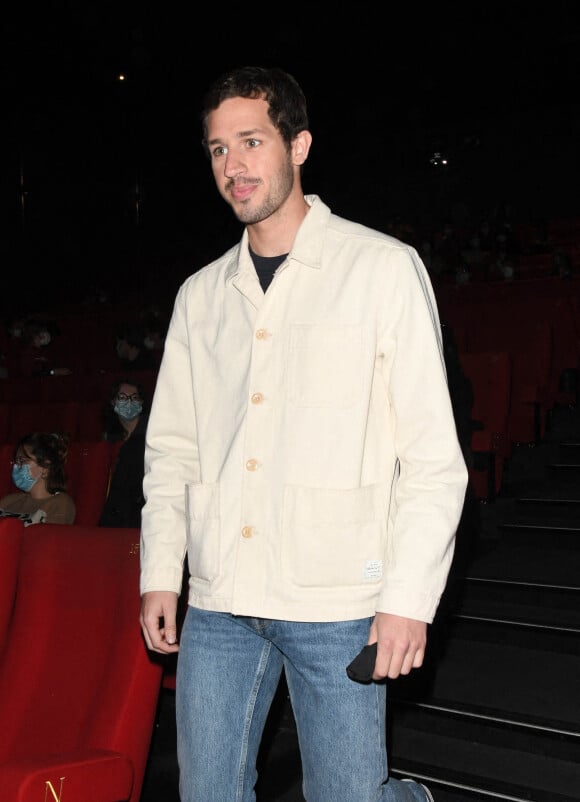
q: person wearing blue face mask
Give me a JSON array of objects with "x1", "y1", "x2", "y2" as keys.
[
  {"x1": 98, "y1": 379, "x2": 149, "y2": 528},
  {"x1": 115, "y1": 394, "x2": 143, "y2": 422},
  {"x1": 0, "y1": 432, "x2": 76, "y2": 525}
]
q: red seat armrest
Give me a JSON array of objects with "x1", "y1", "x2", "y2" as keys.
[{"x1": 0, "y1": 749, "x2": 133, "y2": 802}]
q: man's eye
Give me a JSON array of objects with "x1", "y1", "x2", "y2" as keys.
[
  {"x1": 212, "y1": 146, "x2": 227, "y2": 158},
  {"x1": 246, "y1": 138, "x2": 260, "y2": 149}
]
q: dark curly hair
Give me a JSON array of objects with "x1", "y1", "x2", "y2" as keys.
[
  {"x1": 15, "y1": 432, "x2": 70, "y2": 494},
  {"x1": 200, "y1": 65, "x2": 309, "y2": 155}
]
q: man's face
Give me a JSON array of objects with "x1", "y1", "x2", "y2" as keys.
[{"x1": 205, "y1": 96, "x2": 295, "y2": 225}]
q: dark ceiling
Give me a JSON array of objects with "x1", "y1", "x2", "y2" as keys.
[{"x1": 2, "y1": 1, "x2": 579, "y2": 301}]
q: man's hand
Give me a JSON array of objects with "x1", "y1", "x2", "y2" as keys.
[
  {"x1": 369, "y1": 612, "x2": 427, "y2": 680},
  {"x1": 140, "y1": 590, "x2": 180, "y2": 654}
]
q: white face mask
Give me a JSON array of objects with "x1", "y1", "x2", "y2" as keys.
[
  {"x1": 143, "y1": 336, "x2": 156, "y2": 349},
  {"x1": 38, "y1": 331, "x2": 51, "y2": 346}
]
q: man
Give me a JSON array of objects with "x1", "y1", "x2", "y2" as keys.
[{"x1": 140, "y1": 66, "x2": 468, "y2": 802}]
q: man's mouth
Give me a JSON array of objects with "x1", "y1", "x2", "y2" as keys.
[{"x1": 229, "y1": 181, "x2": 257, "y2": 202}]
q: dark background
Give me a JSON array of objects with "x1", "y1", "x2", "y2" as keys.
[{"x1": 2, "y1": 1, "x2": 579, "y2": 307}]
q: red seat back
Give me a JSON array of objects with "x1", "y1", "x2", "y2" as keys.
[
  {"x1": 0, "y1": 519, "x2": 24, "y2": 659},
  {"x1": 0, "y1": 443, "x2": 15, "y2": 498},
  {"x1": 39, "y1": 373, "x2": 81, "y2": 402},
  {"x1": 459, "y1": 351, "x2": 512, "y2": 498},
  {"x1": 0, "y1": 524, "x2": 163, "y2": 802},
  {"x1": 75, "y1": 400, "x2": 107, "y2": 441},
  {"x1": 0, "y1": 377, "x2": 43, "y2": 404},
  {"x1": 467, "y1": 314, "x2": 553, "y2": 444},
  {"x1": 65, "y1": 441, "x2": 114, "y2": 525},
  {"x1": 0, "y1": 403, "x2": 10, "y2": 444},
  {"x1": 6, "y1": 401, "x2": 81, "y2": 444},
  {"x1": 459, "y1": 351, "x2": 512, "y2": 454}
]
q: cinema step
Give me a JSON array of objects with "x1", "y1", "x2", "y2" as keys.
[
  {"x1": 392, "y1": 617, "x2": 580, "y2": 727},
  {"x1": 390, "y1": 702, "x2": 580, "y2": 802},
  {"x1": 455, "y1": 577, "x2": 580, "y2": 629}
]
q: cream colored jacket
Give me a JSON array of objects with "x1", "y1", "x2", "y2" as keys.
[{"x1": 140, "y1": 196, "x2": 468, "y2": 623}]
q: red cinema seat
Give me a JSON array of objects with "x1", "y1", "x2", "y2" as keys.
[
  {"x1": 0, "y1": 377, "x2": 43, "y2": 404},
  {"x1": 6, "y1": 401, "x2": 81, "y2": 444},
  {"x1": 65, "y1": 441, "x2": 114, "y2": 526},
  {"x1": 459, "y1": 351, "x2": 512, "y2": 499},
  {"x1": 0, "y1": 524, "x2": 164, "y2": 802},
  {"x1": 75, "y1": 400, "x2": 106, "y2": 441},
  {"x1": 0, "y1": 442, "x2": 16, "y2": 498},
  {"x1": 39, "y1": 372, "x2": 80, "y2": 402},
  {"x1": 0, "y1": 519, "x2": 24, "y2": 658},
  {"x1": 467, "y1": 313, "x2": 553, "y2": 446},
  {"x1": 0, "y1": 403, "x2": 10, "y2": 443}
]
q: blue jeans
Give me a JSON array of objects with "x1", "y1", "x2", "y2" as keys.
[{"x1": 176, "y1": 607, "x2": 428, "y2": 802}]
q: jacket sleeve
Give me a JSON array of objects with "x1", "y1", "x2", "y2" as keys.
[
  {"x1": 376, "y1": 245, "x2": 468, "y2": 622},
  {"x1": 140, "y1": 282, "x2": 198, "y2": 595}
]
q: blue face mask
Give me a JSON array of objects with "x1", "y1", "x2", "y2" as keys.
[
  {"x1": 12, "y1": 463, "x2": 39, "y2": 492},
  {"x1": 114, "y1": 399, "x2": 143, "y2": 421}
]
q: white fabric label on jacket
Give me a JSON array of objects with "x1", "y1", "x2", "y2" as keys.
[{"x1": 364, "y1": 560, "x2": 382, "y2": 580}]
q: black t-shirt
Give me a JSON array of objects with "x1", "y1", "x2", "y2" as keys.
[{"x1": 249, "y1": 247, "x2": 288, "y2": 292}]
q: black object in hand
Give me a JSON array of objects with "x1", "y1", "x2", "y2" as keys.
[{"x1": 346, "y1": 643, "x2": 377, "y2": 683}]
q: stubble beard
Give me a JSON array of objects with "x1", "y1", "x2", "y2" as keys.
[{"x1": 231, "y1": 157, "x2": 295, "y2": 225}]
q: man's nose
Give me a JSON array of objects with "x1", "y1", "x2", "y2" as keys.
[{"x1": 223, "y1": 152, "x2": 246, "y2": 179}]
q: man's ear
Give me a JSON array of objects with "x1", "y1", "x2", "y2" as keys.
[{"x1": 292, "y1": 130, "x2": 312, "y2": 166}]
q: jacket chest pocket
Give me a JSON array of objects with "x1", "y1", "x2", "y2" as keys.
[{"x1": 287, "y1": 324, "x2": 363, "y2": 407}]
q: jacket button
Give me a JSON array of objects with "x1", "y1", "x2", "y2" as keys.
[
  {"x1": 255, "y1": 328, "x2": 268, "y2": 340},
  {"x1": 241, "y1": 526, "x2": 254, "y2": 538},
  {"x1": 251, "y1": 392, "x2": 264, "y2": 404},
  {"x1": 245, "y1": 458, "x2": 259, "y2": 471}
]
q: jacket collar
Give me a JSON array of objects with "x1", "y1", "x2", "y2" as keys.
[{"x1": 225, "y1": 194, "x2": 330, "y2": 286}]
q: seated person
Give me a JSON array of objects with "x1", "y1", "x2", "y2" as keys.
[
  {"x1": 98, "y1": 379, "x2": 149, "y2": 528},
  {"x1": 17, "y1": 317, "x2": 73, "y2": 378},
  {"x1": 0, "y1": 432, "x2": 76, "y2": 525},
  {"x1": 115, "y1": 325, "x2": 157, "y2": 372}
]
